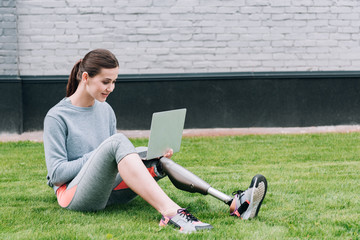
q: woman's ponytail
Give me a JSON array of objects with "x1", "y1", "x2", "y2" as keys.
[
  {"x1": 66, "y1": 59, "x2": 82, "y2": 97},
  {"x1": 66, "y1": 49, "x2": 119, "y2": 97}
]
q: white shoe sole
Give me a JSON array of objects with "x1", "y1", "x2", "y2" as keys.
[{"x1": 242, "y1": 178, "x2": 267, "y2": 219}]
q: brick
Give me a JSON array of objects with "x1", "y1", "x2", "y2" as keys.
[
  {"x1": 307, "y1": 7, "x2": 330, "y2": 13},
  {"x1": 285, "y1": 31, "x2": 310, "y2": 40},
  {"x1": 30, "y1": 21, "x2": 55, "y2": 29},
  {"x1": 215, "y1": 47, "x2": 239, "y2": 54},
  {"x1": 146, "y1": 48, "x2": 170, "y2": 55},
  {"x1": 65, "y1": 28, "x2": 87, "y2": 36},
  {"x1": 216, "y1": 34, "x2": 239, "y2": 41},
  {"x1": 245, "y1": 0, "x2": 270, "y2": 6},
  {"x1": 284, "y1": 60, "x2": 307, "y2": 67},
  {"x1": 180, "y1": 41, "x2": 203, "y2": 47},
  {"x1": 312, "y1": 0, "x2": 333, "y2": 6},
  {"x1": 2, "y1": 14, "x2": 16, "y2": 22},
  {"x1": 163, "y1": 60, "x2": 193, "y2": 69},
  {"x1": 56, "y1": 35, "x2": 79, "y2": 42},
  {"x1": 30, "y1": 7, "x2": 54, "y2": 14},
  {"x1": 90, "y1": 28, "x2": 113, "y2": 35},
  {"x1": 164, "y1": 20, "x2": 192, "y2": 27},
  {"x1": 269, "y1": 0, "x2": 291, "y2": 7},
  {"x1": 0, "y1": 21, "x2": 16, "y2": 28},
  {"x1": 316, "y1": 39, "x2": 338, "y2": 46},
  {"x1": 217, "y1": 7, "x2": 239, "y2": 13},
  {"x1": 330, "y1": 33, "x2": 351, "y2": 40},
  {"x1": 263, "y1": 6, "x2": 285, "y2": 14},
  {"x1": 129, "y1": 0, "x2": 153, "y2": 7},
  {"x1": 330, "y1": 19, "x2": 351, "y2": 26},
  {"x1": 237, "y1": 20, "x2": 262, "y2": 27},
  {"x1": 338, "y1": 13, "x2": 359, "y2": 19},
  {"x1": 171, "y1": 34, "x2": 192, "y2": 41},
  {"x1": 215, "y1": 60, "x2": 238, "y2": 68},
  {"x1": 126, "y1": 20, "x2": 149, "y2": 28},
  {"x1": 239, "y1": 60, "x2": 261, "y2": 67},
  {"x1": 291, "y1": 0, "x2": 313, "y2": 6},
  {"x1": 128, "y1": 35, "x2": 147, "y2": 42},
  {"x1": 66, "y1": 42, "x2": 91, "y2": 49},
  {"x1": 316, "y1": 13, "x2": 337, "y2": 20},
  {"x1": 219, "y1": 0, "x2": 246, "y2": 6},
  {"x1": 272, "y1": 14, "x2": 292, "y2": 20},
  {"x1": 307, "y1": 20, "x2": 329, "y2": 27},
  {"x1": 1, "y1": 0, "x2": 16, "y2": 7},
  {"x1": 0, "y1": 7, "x2": 15, "y2": 14},
  {"x1": 193, "y1": 20, "x2": 218, "y2": 27},
  {"x1": 152, "y1": 0, "x2": 177, "y2": 6},
  {"x1": 307, "y1": 33, "x2": 330, "y2": 40},
  {"x1": 136, "y1": 28, "x2": 161, "y2": 35},
  {"x1": 226, "y1": 27, "x2": 248, "y2": 34},
  {"x1": 293, "y1": 13, "x2": 316, "y2": 20},
  {"x1": 138, "y1": 14, "x2": 161, "y2": 20},
  {"x1": 125, "y1": 61, "x2": 149, "y2": 69},
  {"x1": 193, "y1": 6, "x2": 218, "y2": 13},
  {"x1": 201, "y1": 27, "x2": 225, "y2": 34},
  {"x1": 272, "y1": 40, "x2": 293, "y2": 47},
  {"x1": 102, "y1": 7, "x2": 122, "y2": 14},
  {"x1": 125, "y1": 7, "x2": 150, "y2": 14},
  {"x1": 240, "y1": 6, "x2": 260, "y2": 13},
  {"x1": 21, "y1": 55, "x2": 43, "y2": 64},
  {"x1": 147, "y1": 35, "x2": 170, "y2": 41},
  {"x1": 330, "y1": 6, "x2": 352, "y2": 13},
  {"x1": 338, "y1": 26, "x2": 359, "y2": 33},
  {"x1": 90, "y1": 42, "x2": 115, "y2": 49},
  {"x1": 203, "y1": 41, "x2": 227, "y2": 47},
  {"x1": 169, "y1": 7, "x2": 193, "y2": 13},
  {"x1": 250, "y1": 53, "x2": 273, "y2": 60},
  {"x1": 114, "y1": 14, "x2": 138, "y2": 21},
  {"x1": 0, "y1": 35, "x2": 16, "y2": 43}
]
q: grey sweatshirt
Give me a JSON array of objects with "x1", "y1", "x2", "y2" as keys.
[{"x1": 43, "y1": 98, "x2": 117, "y2": 192}]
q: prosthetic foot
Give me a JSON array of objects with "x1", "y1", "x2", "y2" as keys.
[{"x1": 159, "y1": 157, "x2": 233, "y2": 205}]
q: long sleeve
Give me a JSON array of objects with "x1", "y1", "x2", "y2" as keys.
[{"x1": 43, "y1": 115, "x2": 93, "y2": 187}]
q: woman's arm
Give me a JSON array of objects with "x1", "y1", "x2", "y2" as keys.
[{"x1": 43, "y1": 116, "x2": 93, "y2": 187}]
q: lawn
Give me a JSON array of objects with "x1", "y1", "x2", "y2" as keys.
[{"x1": 0, "y1": 133, "x2": 359, "y2": 239}]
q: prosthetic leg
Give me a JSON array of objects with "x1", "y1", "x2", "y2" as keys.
[{"x1": 159, "y1": 157, "x2": 233, "y2": 205}]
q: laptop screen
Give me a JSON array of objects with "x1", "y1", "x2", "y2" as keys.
[{"x1": 145, "y1": 108, "x2": 187, "y2": 160}]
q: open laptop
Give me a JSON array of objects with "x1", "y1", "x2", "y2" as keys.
[{"x1": 137, "y1": 108, "x2": 187, "y2": 160}]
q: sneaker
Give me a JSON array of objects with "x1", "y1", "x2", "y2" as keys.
[
  {"x1": 229, "y1": 174, "x2": 268, "y2": 219},
  {"x1": 159, "y1": 208, "x2": 213, "y2": 233}
]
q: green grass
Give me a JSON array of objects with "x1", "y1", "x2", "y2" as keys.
[{"x1": 1, "y1": 133, "x2": 359, "y2": 239}]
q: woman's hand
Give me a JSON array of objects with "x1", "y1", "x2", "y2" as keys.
[{"x1": 163, "y1": 148, "x2": 174, "y2": 158}]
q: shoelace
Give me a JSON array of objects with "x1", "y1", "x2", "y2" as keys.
[
  {"x1": 232, "y1": 190, "x2": 244, "y2": 196},
  {"x1": 178, "y1": 209, "x2": 199, "y2": 223}
]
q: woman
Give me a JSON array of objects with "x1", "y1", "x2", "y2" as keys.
[{"x1": 43, "y1": 49, "x2": 267, "y2": 233}]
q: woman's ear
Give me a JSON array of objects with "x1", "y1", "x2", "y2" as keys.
[{"x1": 82, "y1": 72, "x2": 88, "y2": 82}]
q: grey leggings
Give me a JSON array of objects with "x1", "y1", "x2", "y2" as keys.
[{"x1": 56, "y1": 133, "x2": 165, "y2": 211}]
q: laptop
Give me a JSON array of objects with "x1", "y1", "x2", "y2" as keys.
[{"x1": 137, "y1": 108, "x2": 187, "y2": 160}]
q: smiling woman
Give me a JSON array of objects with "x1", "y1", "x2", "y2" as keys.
[
  {"x1": 66, "y1": 49, "x2": 119, "y2": 107},
  {"x1": 44, "y1": 49, "x2": 187, "y2": 224}
]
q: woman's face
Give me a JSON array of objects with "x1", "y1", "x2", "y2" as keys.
[{"x1": 84, "y1": 67, "x2": 119, "y2": 102}]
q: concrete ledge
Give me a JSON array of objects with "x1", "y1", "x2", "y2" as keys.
[{"x1": 1, "y1": 125, "x2": 360, "y2": 142}]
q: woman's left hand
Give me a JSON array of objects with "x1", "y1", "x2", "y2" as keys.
[{"x1": 163, "y1": 148, "x2": 173, "y2": 158}]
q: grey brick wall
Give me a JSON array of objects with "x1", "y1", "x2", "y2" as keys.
[
  {"x1": 4, "y1": 0, "x2": 360, "y2": 75},
  {"x1": 0, "y1": 0, "x2": 18, "y2": 75}
]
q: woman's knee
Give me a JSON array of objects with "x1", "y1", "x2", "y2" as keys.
[{"x1": 107, "y1": 133, "x2": 137, "y2": 164}]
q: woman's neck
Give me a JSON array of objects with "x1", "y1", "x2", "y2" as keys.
[{"x1": 68, "y1": 87, "x2": 95, "y2": 107}]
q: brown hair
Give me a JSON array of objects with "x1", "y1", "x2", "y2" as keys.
[{"x1": 66, "y1": 49, "x2": 119, "y2": 97}]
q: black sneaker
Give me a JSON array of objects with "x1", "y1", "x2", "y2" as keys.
[
  {"x1": 229, "y1": 174, "x2": 268, "y2": 219},
  {"x1": 159, "y1": 208, "x2": 213, "y2": 233}
]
